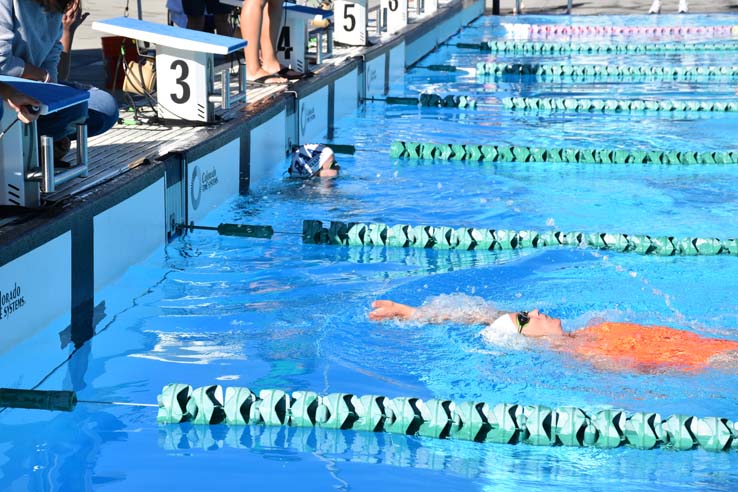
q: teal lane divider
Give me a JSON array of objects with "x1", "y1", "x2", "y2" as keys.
[
  {"x1": 301, "y1": 220, "x2": 738, "y2": 257},
  {"x1": 454, "y1": 40, "x2": 738, "y2": 54},
  {"x1": 157, "y1": 384, "x2": 738, "y2": 452},
  {"x1": 388, "y1": 140, "x2": 738, "y2": 165},
  {"x1": 368, "y1": 94, "x2": 476, "y2": 109},
  {"x1": 476, "y1": 61, "x2": 738, "y2": 80},
  {"x1": 502, "y1": 96, "x2": 738, "y2": 113}
]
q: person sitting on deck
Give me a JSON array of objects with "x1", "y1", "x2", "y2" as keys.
[
  {"x1": 0, "y1": 0, "x2": 118, "y2": 163},
  {"x1": 287, "y1": 144, "x2": 340, "y2": 178},
  {"x1": 368, "y1": 296, "x2": 738, "y2": 373}
]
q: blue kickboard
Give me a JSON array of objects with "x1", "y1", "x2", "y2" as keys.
[
  {"x1": 93, "y1": 17, "x2": 247, "y2": 55},
  {"x1": 0, "y1": 76, "x2": 88, "y2": 115},
  {"x1": 284, "y1": 3, "x2": 334, "y2": 17}
]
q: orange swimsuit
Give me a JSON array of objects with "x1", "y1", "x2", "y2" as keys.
[{"x1": 568, "y1": 322, "x2": 738, "y2": 372}]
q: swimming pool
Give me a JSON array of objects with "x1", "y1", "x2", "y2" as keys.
[{"x1": 2, "y1": 12, "x2": 738, "y2": 491}]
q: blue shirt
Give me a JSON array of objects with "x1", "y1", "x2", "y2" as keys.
[{"x1": 0, "y1": 0, "x2": 63, "y2": 81}]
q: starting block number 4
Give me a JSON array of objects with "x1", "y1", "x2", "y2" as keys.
[
  {"x1": 334, "y1": 0, "x2": 367, "y2": 46},
  {"x1": 277, "y1": 24, "x2": 307, "y2": 73},
  {"x1": 276, "y1": 8, "x2": 312, "y2": 73}
]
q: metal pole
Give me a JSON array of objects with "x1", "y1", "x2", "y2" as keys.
[
  {"x1": 76, "y1": 123, "x2": 89, "y2": 177},
  {"x1": 137, "y1": 0, "x2": 143, "y2": 19},
  {"x1": 40, "y1": 135, "x2": 55, "y2": 193},
  {"x1": 567, "y1": 0, "x2": 572, "y2": 14}
]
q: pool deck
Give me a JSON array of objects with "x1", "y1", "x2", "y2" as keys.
[{"x1": 0, "y1": 0, "x2": 736, "y2": 354}]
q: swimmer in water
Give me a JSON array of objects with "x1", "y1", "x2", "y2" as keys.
[
  {"x1": 287, "y1": 144, "x2": 340, "y2": 179},
  {"x1": 369, "y1": 298, "x2": 738, "y2": 373}
]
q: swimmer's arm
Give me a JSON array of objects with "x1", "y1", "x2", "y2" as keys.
[
  {"x1": 369, "y1": 300, "x2": 494, "y2": 325},
  {"x1": 369, "y1": 300, "x2": 417, "y2": 321}
]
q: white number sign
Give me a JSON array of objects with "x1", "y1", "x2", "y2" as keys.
[
  {"x1": 334, "y1": 0, "x2": 368, "y2": 46},
  {"x1": 381, "y1": 0, "x2": 407, "y2": 35}
]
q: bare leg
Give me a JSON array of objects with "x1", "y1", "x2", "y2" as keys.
[
  {"x1": 240, "y1": 0, "x2": 285, "y2": 82},
  {"x1": 259, "y1": 0, "x2": 283, "y2": 75}
]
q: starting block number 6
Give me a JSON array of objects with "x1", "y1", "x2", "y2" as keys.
[
  {"x1": 382, "y1": 0, "x2": 407, "y2": 34},
  {"x1": 334, "y1": 0, "x2": 367, "y2": 46}
]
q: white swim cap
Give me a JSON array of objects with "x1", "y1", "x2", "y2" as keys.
[
  {"x1": 289, "y1": 144, "x2": 334, "y2": 178},
  {"x1": 479, "y1": 312, "x2": 527, "y2": 349},
  {"x1": 489, "y1": 313, "x2": 518, "y2": 335}
]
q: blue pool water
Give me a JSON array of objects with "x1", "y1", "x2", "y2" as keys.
[{"x1": 3, "y1": 13, "x2": 738, "y2": 491}]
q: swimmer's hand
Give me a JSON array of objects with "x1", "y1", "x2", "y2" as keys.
[{"x1": 369, "y1": 300, "x2": 416, "y2": 321}]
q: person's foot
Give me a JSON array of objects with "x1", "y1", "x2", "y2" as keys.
[
  {"x1": 678, "y1": 0, "x2": 688, "y2": 13},
  {"x1": 648, "y1": 0, "x2": 661, "y2": 13},
  {"x1": 247, "y1": 69, "x2": 287, "y2": 85}
]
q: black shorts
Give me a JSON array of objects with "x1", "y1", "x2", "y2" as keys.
[{"x1": 182, "y1": 0, "x2": 234, "y2": 16}]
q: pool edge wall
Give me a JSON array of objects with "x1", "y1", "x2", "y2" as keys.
[{"x1": 0, "y1": 0, "x2": 484, "y2": 374}]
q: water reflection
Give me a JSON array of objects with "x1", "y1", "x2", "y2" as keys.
[{"x1": 158, "y1": 423, "x2": 484, "y2": 479}]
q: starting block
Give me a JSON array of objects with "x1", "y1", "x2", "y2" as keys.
[
  {"x1": 0, "y1": 76, "x2": 90, "y2": 207},
  {"x1": 92, "y1": 17, "x2": 247, "y2": 124},
  {"x1": 380, "y1": 0, "x2": 407, "y2": 34},
  {"x1": 409, "y1": 0, "x2": 437, "y2": 17},
  {"x1": 334, "y1": 0, "x2": 370, "y2": 45},
  {"x1": 219, "y1": 0, "x2": 333, "y2": 76},
  {"x1": 279, "y1": 4, "x2": 334, "y2": 73},
  {"x1": 334, "y1": 0, "x2": 422, "y2": 45}
]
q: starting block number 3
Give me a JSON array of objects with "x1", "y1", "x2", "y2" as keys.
[{"x1": 334, "y1": 0, "x2": 367, "y2": 46}]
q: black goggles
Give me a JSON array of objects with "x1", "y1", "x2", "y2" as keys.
[{"x1": 516, "y1": 311, "x2": 530, "y2": 334}]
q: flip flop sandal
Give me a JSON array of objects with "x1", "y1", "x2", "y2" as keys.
[
  {"x1": 278, "y1": 67, "x2": 314, "y2": 80},
  {"x1": 247, "y1": 74, "x2": 288, "y2": 87}
]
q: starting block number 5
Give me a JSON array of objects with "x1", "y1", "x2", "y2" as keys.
[{"x1": 334, "y1": 0, "x2": 367, "y2": 46}]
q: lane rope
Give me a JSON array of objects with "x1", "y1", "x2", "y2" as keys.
[
  {"x1": 365, "y1": 94, "x2": 476, "y2": 108},
  {"x1": 301, "y1": 220, "x2": 738, "y2": 257},
  {"x1": 388, "y1": 140, "x2": 738, "y2": 165},
  {"x1": 453, "y1": 40, "x2": 738, "y2": 53},
  {"x1": 476, "y1": 61, "x2": 738, "y2": 81},
  {"x1": 513, "y1": 23, "x2": 737, "y2": 40},
  {"x1": 502, "y1": 96, "x2": 738, "y2": 113},
  {"x1": 156, "y1": 383, "x2": 738, "y2": 452}
]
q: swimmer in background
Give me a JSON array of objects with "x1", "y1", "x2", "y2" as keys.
[
  {"x1": 287, "y1": 144, "x2": 340, "y2": 179},
  {"x1": 368, "y1": 296, "x2": 738, "y2": 373},
  {"x1": 648, "y1": 0, "x2": 688, "y2": 14}
]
